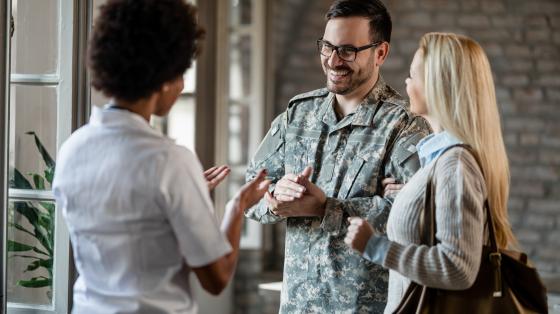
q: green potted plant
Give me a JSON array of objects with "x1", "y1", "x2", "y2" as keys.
[{"x1": 7, "y1": 132, "x2": 55, "y2": 298}]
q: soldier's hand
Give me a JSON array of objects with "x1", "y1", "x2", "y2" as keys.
[
  {"x1": 265, "y1": 190, "x2": 280, "y2": 213},
  {"x1": 297, "y1": 166, "x2": 326, "y2": 212},
  {"x1": 268, "y1": 167, "x2": 327, "y2": 218},
  {"x1": 273, "y1": 173, "x2": 306, "y2": 202},
  {"x1": 345, "y1": 217, "x2": 375, "y2": 254},
  {"x1": 381, "y1": 177, "x2": 404, "y2": 198}
]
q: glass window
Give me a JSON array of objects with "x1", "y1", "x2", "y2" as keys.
[
  {"x1": 229, "y1": 35, "x2": 252, "y2": 101},
  {"x1": 6, "y1": 200, "x2": 55, "y2": 306},
  {"x1": 167, "y1": 64, "x2": 197, "y2": 150},
  {"x1": 231, "y1": 0, "x2": 252, "y2": 26},
  {"x1": 9, "y1": 85, "x2": 57, "y2": 192},
  {"x1": 4, "y1": 0, "x2": 73, "y2": 312},
  {"x1": 168, "y1": 93, "x2": 196, "y2": 151},
  {"x1": 222, "y1": 0, "x2": 265, "y2": 248},
  {"x1": 10, "y1": 0, "x2": 58, "y2": 75}
]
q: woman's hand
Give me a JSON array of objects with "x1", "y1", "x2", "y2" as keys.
[
  {"x1": 381, "y1": 177, "x2": 404, "y2": 198},
  {"x1": 204, "y1": 165, "x2": 230, "y2": 191},
  {"x1": 229, "y1": 169, "x2": 271, "y2": 214},
  {"x1": 215, "y1": 169, "x2": 271, "y2": 296},
  {"x1": 223, "y1": 169, "x2": 270, "y2": 233},
  {"x1": 344, "y1": 217, "x2": 375, "y2": 254}
]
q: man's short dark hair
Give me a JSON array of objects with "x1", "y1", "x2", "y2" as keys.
[
  {"x1": 88, "y1": 0, "x2": 204, "y2": 101},
  {"x1": 326, "y1": 0, "x2": 392, "y2": 43}
]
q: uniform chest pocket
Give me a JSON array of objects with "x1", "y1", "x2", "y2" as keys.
[
  {"x1": 338, "y1": 146, "x2": 384, "y2": 199},
  {"x1": 285, "y1": 130, "x2": 322, "y2": 174}
]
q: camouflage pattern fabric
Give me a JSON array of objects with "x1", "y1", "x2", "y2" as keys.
[{"x1": 246, "y1": 76, "x2": 431, "y2": 313}]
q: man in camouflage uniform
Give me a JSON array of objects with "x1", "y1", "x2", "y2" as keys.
[{"x1": 245, "y1": 0, "x2": 431, "y2": 312}]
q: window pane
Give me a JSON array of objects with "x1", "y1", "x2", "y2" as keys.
[
  {"x1": 227, "y1": 1, "x2": 257, "y2": 243},
  {"x1": 10, "y1": 0, "x2": 58, "y2": 75},
  {"x1": 9, "y1": 85, "x2": 57, "y2": 191},
  {"x1": 168, "y1": 96, "x2": 196, "y2": 151},
  {"x1": 229, "y1": 35, "x2": 252, "y2": 100},
  {"x1": 227, "y1": 104, "x2": 249, "y2": 166},
  {"x1": 6, "y1": 199, "x2": 56, "y2": 307},
  {"x1": 90, "y1": 86, "x2": 109, "y2": 108},
  {"x1": 231, "y1": 0, "x2": 252, "y2": 26},
  {"x1": 182, "y1": 64, "x2": 196, "y2": 94},
  {"x1": 227, "y1": 103, "x2": 250, "y2": 238}
]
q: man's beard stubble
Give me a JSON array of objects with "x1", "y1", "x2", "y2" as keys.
[{"x1": 324, "y1": 57, "x2": 375, "y2": 95}]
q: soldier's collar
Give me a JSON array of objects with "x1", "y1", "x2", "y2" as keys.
[
  {"x1": 352, "y1": 75, "x2": 388, "y2": 126},
  {"x1": 351, "y1": 103, "x2": 377, "y2": 127},
  {"x1": 318, "y1": 93, "x2": 338, "y2": 126},
  {"x1": 317, "y1": 75, "x2": 388, "y2": 127},
  {"x1": 364, "y1": 74, "x2": 388, "y2": 104}
]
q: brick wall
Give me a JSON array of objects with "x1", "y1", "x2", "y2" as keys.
[
  {"x1": 272, "y1": 0, "x2": 560, "y2": 280},
  {"x1": 383, "y1": 0, "x2": 560, "y2": 282},
  {"x1": 234, "y1": 0, "x2": 560, "y2": 312}
]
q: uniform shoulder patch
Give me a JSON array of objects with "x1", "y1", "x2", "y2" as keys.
[
  {"x1": 287, "y1": 88, "x2": 329, "y2": 109},
  {"x1": 382, "y1": 85, "x2": 408, "y2": 108}
]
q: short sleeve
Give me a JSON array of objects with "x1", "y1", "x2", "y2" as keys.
[{"x1": 159, "y1": 146, "x2": 232, "y2": 267}]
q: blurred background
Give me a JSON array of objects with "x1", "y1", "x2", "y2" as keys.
[{"x1": 1, "y1": 0, "x2": 558, "y2": 313}]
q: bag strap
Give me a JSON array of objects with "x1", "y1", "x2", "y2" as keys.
[{"x1": 422, "y1": 143, "x2": 503, "y2": 297}]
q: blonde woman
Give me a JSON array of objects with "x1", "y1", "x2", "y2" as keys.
[{"x1": 344, "y1": 32, "x2": 516, "y2": 313}]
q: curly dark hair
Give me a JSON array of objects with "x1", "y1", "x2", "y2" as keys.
[
  {"x1": 326, "y1": 0, "x2": 392, "y2": 43},
  {"x1": 88, "y1": 0, "x2": 204, "y2": 101}
]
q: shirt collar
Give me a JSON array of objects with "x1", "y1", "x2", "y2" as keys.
[
  {"x1": 416, "y1": 130, "x2": 462, "y2": 167},
  {"x1": 318, "y1": 74, "x2": 388, "y2": 127},
  {"x1": 318, "y1": 93, "x2": 338, "y2": 126},
  {"x1": 89, "y1": 105, "x2": 164, "y2": 138}
]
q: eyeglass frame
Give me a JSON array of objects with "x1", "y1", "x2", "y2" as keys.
[{"x1": 316, "y1": 39, "x2": 382, "y2": 62}]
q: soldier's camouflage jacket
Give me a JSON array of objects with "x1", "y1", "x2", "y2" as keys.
[{"x1": 245, "y1": 76, "x2": 431, "y2": 313}]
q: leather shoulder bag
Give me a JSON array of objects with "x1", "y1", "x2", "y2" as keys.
[{"x1": 393, "y1": 144, "x2": 548, "y2": 314}]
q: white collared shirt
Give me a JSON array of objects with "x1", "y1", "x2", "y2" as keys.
[
  {"x1": 415, "y1": 131, "x2": 462, "y2": 167},
  {"x1": 53, "y1": 106, "x2": 231, "y2": 314}
]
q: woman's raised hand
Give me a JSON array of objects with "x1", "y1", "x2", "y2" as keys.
[
  {"x1": 235, "y1": 169, "x2": 271, "y2": 212},
  {"x1": 204, "y1": 165, "x2": 231, "y2": 191}
]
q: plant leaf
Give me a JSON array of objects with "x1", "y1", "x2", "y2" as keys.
[
  {"x1": 25, "y1": 260, "x2": 41, "y2": 272},
  {"x1": 31, "y1": 246, "x2": 50, "y2": 257},
  {"x1": 25, "y1": 132, "x2": 55, "y2": 169},
  {"x1": 38, "y1": 213, "x2": 53, "y2": 231},
  {"x1": 33, "y1": 174, "x2": 45, "y2": 190},
  {"x1": 24, "y1": 258, "x2": 53, "y2": 272},
  {"x1": 10, "y1": 168, "x2": 33, "y2": 189},
  {"x1": 9, "y1": 254, "x2": 41, "y2": 260},
  {"x1": 13, "y1": 202, "x2": 40, "y2": 231},
  {"x1": 44, "y1": 167, "x2": 55, "y2": 185},
  {"x1": 35, "y1": 216, "x2": 54, "y2": 254},
  {"x1": 39, "y1": 202, "x2": 55, "y2": 214},
  {"x1": 8, "y1": 222, "x2": 35, "y2": 238},
  {"x1": 17, "y1": 277, "x2": 52, "y2": 288},
  {"x1": 11, "y1": 202, "x2": 53, "y2": 254},
  {"x1": 7, "y1": 240, "x2": 34, "y2": 252}
]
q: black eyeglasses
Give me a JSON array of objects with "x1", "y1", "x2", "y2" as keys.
[{"x1": 317, "y1": 39, "x2": 382, "y2": 62}]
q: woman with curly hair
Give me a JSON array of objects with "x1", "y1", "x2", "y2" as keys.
[
  {"x1": 345, "y1": 32, "x2": 516, "y2": 313},
  {"x1": 53, "y1": 1, "x2": 269, "y2": 313}
]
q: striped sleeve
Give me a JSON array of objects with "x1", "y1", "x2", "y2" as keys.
[{"x1": 380, "y1": 149, "x2": 486, "y2": 290}]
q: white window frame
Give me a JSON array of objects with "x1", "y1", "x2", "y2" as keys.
[
  {"x1": 4, "y1": 1, "x2": 74, "y2": 313},
  {"x1": 215, "y1": 0, "x2": 267, "y2": 249}
]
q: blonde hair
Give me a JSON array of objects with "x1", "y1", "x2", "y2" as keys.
[{"x1": 419, "y1": 32, "x2": 516, "y2": 249}]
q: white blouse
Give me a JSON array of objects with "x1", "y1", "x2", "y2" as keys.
[{"x1": 53, "y1": 106, "x2": 231, "y2": 314}]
